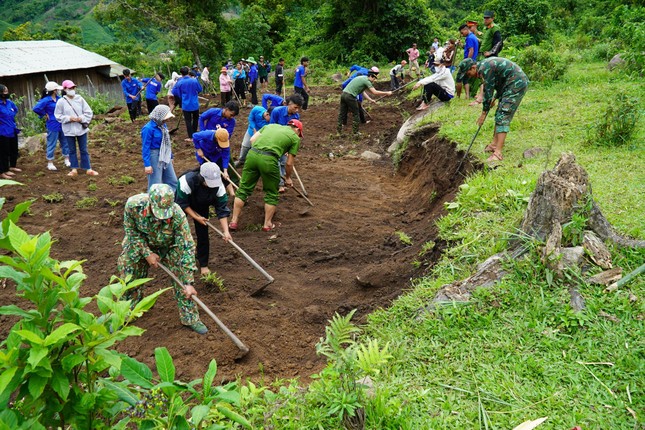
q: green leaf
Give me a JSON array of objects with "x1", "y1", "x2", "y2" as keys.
[
  {"x1": 120, "y1": 356, "x2": 153, "y2": 388},
  {"x1": 0, "y1": 367, "x2": 18, "y2": 395},
  {"x1": 0, "y1": 267, "x2": 28, "y2": 284},
  {"x1": 154, "y1": 347, "x2": 175, "y2": 383},
  {"x1": 27, "y1": 346, "x2": 48, "y2": 368},
  {"x1": 191, "y1": 404, "x2": 210, "y2": 426},
  {"x1": 44, "y1": 323, "x2": 81, "y2": 346},
  {"x1": 173, "y1": 415, "x2": 191, "y2": 430},
  {"x1": 203, "y1": 359, "x2": 217, "y2": 398},
  {"x1": 95, "y1": 348, "x2": 123, "y2": 369},
  {"x1": 0, "y1": 305, "x2": 35, "y2": 320},
  {"x1": 27, "y1": 374, "x2": 47, "y2": 399},
  {"x1": 61, "y1": 353, "x2": 86, "y2": 372},
  {"x1": 216, "y1": 404, "x2": 252, "y2": 428},
  {"x1": 130, "y1": 287, "x2": 171, "y2": 318},
  {"x1": 50, "y1": 370, "x2": 70, "y2": 401},
  {"x1": 15, "y1": 330, "x2": 44, "y2": 345},
  {"x1": 101, "y1": 380, "x2": 138, "y2": 406}
]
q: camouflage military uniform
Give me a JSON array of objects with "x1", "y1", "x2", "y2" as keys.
[
  {"x1": 478, "y1": 57, "x2": 529, "y2": 133},
  {"x1": 117, "y1": 193, "x2": 199, "y2": 325}
]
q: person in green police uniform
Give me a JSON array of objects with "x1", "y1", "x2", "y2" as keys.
[
  {"x1": 457, "y1": 57, "x2": 529, "y2": 162},
  {"x1": 117, "y1": 183, "x2": 208, "y2": 335},
  {"x1": 229, "y1": 121, "x2": 303, "y2": 233}
]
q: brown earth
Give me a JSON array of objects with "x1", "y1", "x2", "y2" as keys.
[{"x1": 0, "y1": 85, "x2": 477, "y2": 383}]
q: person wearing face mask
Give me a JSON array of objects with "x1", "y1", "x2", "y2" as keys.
[
  {"x1": 0, "y1": 84, "x2": 21, "y2": 180},
  {"x1": 142, "y1": 105, "x2": 178, "y2": 192},
  {"x1": 54, "y1": 80, "x2": 98, "y2": 176},
  {"x1": 33, "y1": 82, "x2": 70, "y2": 171},
  {"x1": 412, "y1": 60, "x2": 455, "y2": 111}
]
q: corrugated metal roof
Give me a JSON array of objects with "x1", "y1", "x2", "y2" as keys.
[{"x1": 0, "y1": 40, "x2": 128, "y2": 78}]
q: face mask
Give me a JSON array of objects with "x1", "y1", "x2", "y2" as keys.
[
  {"x1": 0, "y1": 94, "x2": 8, "y2": 100},
  {"x1": 66, "y1": 90, "x2": 76, "y2": 97}
]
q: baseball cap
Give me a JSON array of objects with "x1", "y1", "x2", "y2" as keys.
[
  {"x1": 287, "y1": 119, "x2": 303, "y2": 138},
  {"x1": 61, "y1": 80, "x2": 76, "y2": 89},
  {"x1": 457, "y1": 58, "x2": 477, "y2": 81},
  {"x1": 483, "y1": 11, "x2": 494, "y2": 18},
  {"x1": 370, "y1": 66, "x2": 380, "y2": 74},
  {"x1": 200, "y1": 162, "x2": 224, "y2": 188},
  {"x1": 149, "y1": 184, "x2": 175, "y2": 220},
  {"x1": 45, "y1": 81, "x2": 63, "y2": 91},
  {"x1": 215, "y1": 128, "x2": 230, "y2": 148}
]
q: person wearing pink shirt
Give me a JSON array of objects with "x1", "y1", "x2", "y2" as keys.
[
  {"x1": 219, "y1": 67, "x2": 233, "y2": 106},
  {"x1": 406, "y1": 43, "x2": 423, "y2": 78}
]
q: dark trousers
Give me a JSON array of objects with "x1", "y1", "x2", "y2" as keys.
[
  {"x1": 337, "y1": 92, "x2": 361, "y2": 133},
  {"x1": 275, "y1": 79, "x2": 283, "y2": 95},
  {"x1": 294, "y1": 86, "x2": 308, "y2": 110},
  {"x1": 423, "y1": 82, "x2": 453, "y2": 103},
  {"x1": 0, "y1": 134, "x2": 18, "y2": 173},
  {"x1": 250, "y1": 83, "x2": 258, "y2": 105},
  {"x1": 126, "y1": 100, "x2": 140, "y2": 122},
  {"x1": 234, "y1": 79, "x2": 246, "y2": 100},
  {"x1": 146, "y1": 99, "x2": 159, "y2": 113},
  {"x1": 183, "y1": 110, "x2": 199, "y2": 138},
  {"x1": 390, "y1": 75, "x2": 400, "y2": 90},
  {"x1": 192, "y1": 205, "x2": 211, "y2": 267},
  {"x1": 221, "y1": 91, "x2": 232, "y2": 106}
]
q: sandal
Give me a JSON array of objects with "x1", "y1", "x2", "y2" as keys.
[
  {"x1": 484, "y1": 144, "x2": 496, "y2": 153},
  {"x1": 228, "y1": 222, "x2": 238, "y2": 231},
  {"x1": 262, "y1": 222, "x2": 280, "y2": 232},
  {"x1": 86, "y1": 169, "x2": 99, "y2": 176},
  {"x1": 68, "y1": 169, "x2": 78, "y2": 177},
  {"x1": 487, "y1": 152, "x2": 503, "y2": 162}
]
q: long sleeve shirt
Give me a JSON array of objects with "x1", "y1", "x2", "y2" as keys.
[
  {"x1": 33, "y1": 96, "x2": 62, "y2": 132},
  {"x1": 477, "y1": 57, "x2": 529, "y2": 112},
  {"x1": 54, "y1": 95, "x2": 93, "y2": 137},
  {"x1": 275, "y1": 64, "x2": 284, "y2": 83},
  {"x1": 249, "y1": 65, "x2": 258, "y2": 84},
  {"x1": 262, "y1": 94, "x2": 284, "y2": 110},
  {"x1": 172, "y1": 76, "x2": 203, "y2": 111},
  {"x1": 219, "y1": 73, "x2": 232, "y2": 92},
  {"x1": 198, "y1": 108, "x2": 236, "y2": 135},
  {"x1": 247, "y1": 106, "x2": 269, "y2": 136},
  {"x1": 418, "y1": 66, "x2": 456, "y2": 97},
  {"x1": 0, "y1": 99, "x2": 19, "y2": 138},
  {"x1": 141, "y1": 120, "x2": 173, "y2": 167},
  {"x1": 269, "y1": 106, "x2": 300, "y2": 125},
  {"x1": 122, "y1": 194, "x2": 196, "y2": 284},
  {"x1": 121, "y1": 78, "x2": 142, "y2": 103},
  {"x1": 192, "y1": 130, "x2": 231, "y2": 168}
]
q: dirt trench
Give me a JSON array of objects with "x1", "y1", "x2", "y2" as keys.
[{"x1": 0, "y1": 88, "x2": 477, "y2": 382}]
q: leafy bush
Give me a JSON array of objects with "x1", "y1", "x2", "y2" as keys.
[
  {"x1": 78, "y1": 90, "x2": 113, "y2": 115},
  {"x1": 483, "y1": 0, "x2": 552, "y2": 44},
  {"x1": 585, "y1": 93, "x2": 641, "y2": 148},
  {"x1": 516, "y1": 44, "x2": 568, "y2": 83}
]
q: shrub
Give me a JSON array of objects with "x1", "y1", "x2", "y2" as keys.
[
  {"x1": 585, "y1": 93, "x2": 641, "y2": 148},
  {"x1": 516, "y1": 44, "x2": 568, "y2": 83},
  {"x1": 79, "y1": 90, "x2": 114, "y2": 115}
]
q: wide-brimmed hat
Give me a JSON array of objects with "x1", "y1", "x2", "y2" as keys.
[
  {"x1": 246, "y1": 56, "x2": 257, "y2": 64},
  {"x1": 200, "y1": 162, "x2": 224, "y2": 188},
  {"x1": 215, "y1": 128, "x2": 230, "y2": 148},
  {"x1": 45, "y1": 81, "x2": 63, "y2": 91},
  {"x1": 149, "y1": 184, "x2": 175, "y2": 219}
]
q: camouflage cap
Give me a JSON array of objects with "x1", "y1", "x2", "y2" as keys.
[
  {"x1": 457, "y1": 58, "x2": 477, "y2": 81},
  {"x1": 149, "y1": 184, "x2": 175, "y2": 219}
]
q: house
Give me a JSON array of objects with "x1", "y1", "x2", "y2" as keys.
[{"x1": 0, "y1": 40, "x2": 129, "y2": 113}]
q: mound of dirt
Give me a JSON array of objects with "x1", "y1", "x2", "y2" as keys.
[{"x1": 0, "y1": 87, "x2": 475, "y2": 382}]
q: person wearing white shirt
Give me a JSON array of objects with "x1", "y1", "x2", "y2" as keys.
[{"x1": 412, "y1": 61, "x2": 455, "y2": 110}]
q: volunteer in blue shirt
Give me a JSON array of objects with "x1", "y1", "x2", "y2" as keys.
[
  {"x1": 141, "y1": 105, "x2": 178, "y2": 192},
  {"x1": 192, "y1": 128, "x2": 236, "y2": 198},
  {"x1": 270, "y1": 94, "x2": 303, "y2": 191},
  {"x1": 232, "y1": 62, "x2": 247, "y2": 108},
  {"x1": 262, "y1": 93, "x2": 285, "y2": 110},
  {"x1": 121, "y1": 69, "x2": 143, "y2": 122},
  {"x1": 294, "y1": 57, "x2": 311, "y2": 110},
  {"x1": 348, "y1": 64, "x2": 369, "y2": 78},
  {"x1": 456, "y1": 24, "x2": 480, "y2": 99},
  {"x1": 33, "y1": 81, "x2": 70, "y2": 171},
  {"x1": 198, "y1": 101, "x2": 239, "y2": 135},
  {"x1": 172, "y1": 66, "x2": 203, "y2": 141},
  {"x1": 141, "y1": 72, "x2": 165, "y2": 113},
  {"x1": 234, "y1": 105, "x2": 271, "y2": 168},
  {"x1": 247, "y1": 57, "x2": 259, "y2": 106},
  {"x1": 0, "y1": 84, "x2": 21, "y2": 180}
]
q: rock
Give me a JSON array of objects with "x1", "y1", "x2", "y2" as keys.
[
  {"x1": 330, "y1": 72, "x2": 344, "y2": 83},
  {"x1": 360, "y1": 150, "x2": 381, "y2": 161},
  {"x1": 356, "y1": 376, "x2": 375, "y2": 398},
  {"x1": 569, "y1": 286, "x2": 585, "y2": 312},
  {"x1": 587, "y1": 267, "x2": 622, "y2": 286},
  {"x1": 607, "y1": 54, "x2": 625, "y2": 70},
  {"x1": 19, "y1": 134, "x2": 46, "y2": 153},
  {"x1": 388, "y1": 110, "x2": 444, "y2": 155},
  {"x1": 523, "y1": 147, "x2": 544, "y2": 159},
  {"x1": 561, "y1": 246, "x2": 584, "y2": 269},
  {"x1": 583, "y1": 230, "x2": 612, "y2": 269}
]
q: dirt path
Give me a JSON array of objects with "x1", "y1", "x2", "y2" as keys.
[{"x1": 0, "y1": 86, "x2": 474, "y2": 382}]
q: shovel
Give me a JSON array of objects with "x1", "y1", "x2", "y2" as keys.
[
  {"x1": 281, "y1": 175, "x2": 313, "y2": 206},
  {"x1": 156, "y1": 262, "x2": 250, "y2": 356},
  {"x1": 205, "y1": 221, "x2": 275, "y2": 296},
  {"x1": 169, "y1": 113, "x2": 183, "y2": 135}
]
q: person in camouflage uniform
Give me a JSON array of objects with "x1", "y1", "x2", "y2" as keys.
[
  {"x1": 457, "y1": 57, "x2": 529, "y2": 162},
  {"x1": 117, "y1": 183, "x2": 208, "y2": 334}
]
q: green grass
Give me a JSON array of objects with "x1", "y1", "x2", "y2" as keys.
[
  {"x1": 249, "y1": 60, "x2": 644, "y2": 429},
  {"x1": 79, "y1": 13, "x2": 114, "y2": 45}
]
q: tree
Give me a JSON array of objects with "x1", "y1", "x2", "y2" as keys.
[
  {"x1": 2, "y1": 22, "x2": 53, "y2": 41},
  {"x1": 228, "y1": 5, "x2": 273, "y2": 61},
  {"x1": 95, "y1": 0, "x2": 228, "y2": 67}
]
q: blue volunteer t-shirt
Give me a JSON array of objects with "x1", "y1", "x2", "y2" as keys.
[
  {"x1": 262, "y1": 94, "x2": 284, "y2": 110},
  {"x1": 142, "y1": 78, "x2": 162, "y2": 100},
  {"x1": 294, "y1": 65, "x2": 306, "y2": 88},
  {"x1": 464, "y1": 32, "x2": 479, "y2": 60},
  {"x1": 269, "y1": 105, "x2": 300, "y2": 125}
]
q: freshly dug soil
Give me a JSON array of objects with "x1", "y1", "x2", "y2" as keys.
[{"x1": 0, "y1": 85, "x2": 476, "y2": 383}]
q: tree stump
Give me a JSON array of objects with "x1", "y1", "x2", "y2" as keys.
[{"x1": 430, "y1": 152, "x2": 643, "y2": 305}]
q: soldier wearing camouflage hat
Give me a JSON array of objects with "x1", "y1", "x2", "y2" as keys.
[{"x1": 117, "y1": 183, "x2": 208, "y2": 334}]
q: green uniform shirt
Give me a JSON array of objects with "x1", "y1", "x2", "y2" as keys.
[
  {"x1": 480, "y1": 23, "x2": 501, "y2": 54},
  {"x1": 254, "y1": 124, "x2": 300, "y2": 158},
  {"x1": 122, "y1": 193, "x2": 196, "y2": 284},
  {"x1": 477, "y1": 57, "x2": 529, "y2": 112},
  {"x1": 343, "y1": 75, "x2": 373, "y2": 98}
]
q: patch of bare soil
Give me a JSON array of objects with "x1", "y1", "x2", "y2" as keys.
[{"x1": 0, "y1": 85, "x2": 477, "y2": 382}]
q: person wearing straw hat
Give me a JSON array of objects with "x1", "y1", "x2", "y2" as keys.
[
  {"x1": 229, "y1": 120, "x2": 303, "y2": 232},
  {"x1": 142, "y1": 104, "x2": 178, "y2": 192},
  {"x1": 33, "y1": 81, "x2": 70, "y2": 171},
  {"x1": 54, "y1": 80, "x2": 98, "y2": 177},
  {"x1": 117, "y1": 183, "x2": 208, "y2": 334},
  {"x1": 176, "y1": 162, "x2": 232, "y2": 275},
  {"x1": 219, "y1": 66, "x2": 233, "y2": 106}
]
